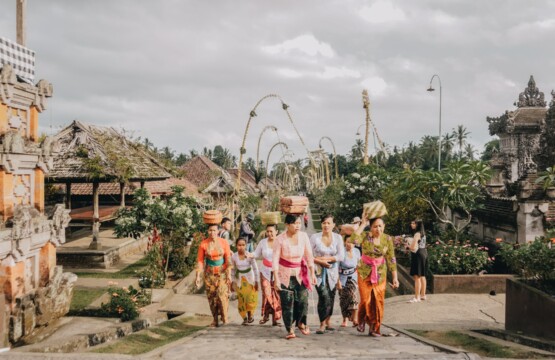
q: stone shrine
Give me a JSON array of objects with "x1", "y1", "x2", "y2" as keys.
[
  {"x1": 0, "y1": 36, "x2": 74, "y2": 346},
  {"x1": 470, "y1": 76, "x2": 555, "y2": 243}
]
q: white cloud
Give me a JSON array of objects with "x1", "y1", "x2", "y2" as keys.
[
  {"x1": 262, "y1": 34, "x2": 335, "y2": 58},
  {"x1": 432, "y1": 10, "x2": 458, "y2": 25},
  {"x1": 278, "y1": 68, "x2": 303, "y2": 78},
  {"x1": 361, "y1": 76, "x2": 388, "y2": 97},
  {"x1": 359, "y1": 1, "x2": 406, "y2": 24},
  {"x1": 318, "y1": 66, "x2": 361, "y2": 80}
]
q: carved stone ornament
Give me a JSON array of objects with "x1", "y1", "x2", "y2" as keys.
[
  {"x1": 551, "y1": 90, "x2": 555, "y2": 107},
  {"x1": 515, "y1": 76, "x2": 547, "y2": 108}
]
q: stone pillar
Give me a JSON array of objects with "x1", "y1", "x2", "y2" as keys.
[
  {"x1": 0, "y1": 293, "x2": 8, "y2": 349},
  {"x1": 0, "y1": 171, "x2": 14, "y2": 221},
  {"x1": 33, "y1": 168, "x2": 44, "y2": 212},
  {"x1": 517, "y1": 202, "x2": 550, "y2": 243},
  {"x1": 89, "y1": 182, "x2": 101, "y2": 250}
]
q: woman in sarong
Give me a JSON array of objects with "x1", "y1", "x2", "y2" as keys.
[
  {"x1": 252, "y1": 224, "x2": 282, "y2": 325},
  {"x1": 338, "y1": 234, "x2": 361, "y2": 327},
  {"x1": 231, "y1": 238, "x2": 259, "y2": 325},
  {"x1": 195, "y1": 224, "x2": 232, "y2": 327},
  {"x1": 273, "y1": 214, "x2": 316, "y2": 340},
  {"x1": 351, "y1": 214, "x2": 399, "y2": 336},
  {"x1": 309, "y1": 214, "x2": 344, "y2": 334}
]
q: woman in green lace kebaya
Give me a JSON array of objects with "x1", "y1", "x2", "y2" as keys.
[{"x1": 351, "y1": 214, "x2": 399, "y2": 337}]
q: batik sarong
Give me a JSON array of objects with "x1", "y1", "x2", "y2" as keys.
[
  {"x1": 260, "y1": 275, "x2": 282, "y2": 321},
  {"x1": 357, "y1": 276, "x2": 386, "y2": 334},
  {"x1": 316, "y1": 278, "x2": 336, "y2": 322},
  {"x1": 236, "y1": 276, "x2": 258, "y2": 319},
  {"x1": 280, "y1": 276, "x2": 308, "y2": 332},
  {"x1": 339, "y1": 277, "x2": 359, "y2": 319},
  {"x1": 204, "y1": 272, "x2": 229, "y2": 323}
]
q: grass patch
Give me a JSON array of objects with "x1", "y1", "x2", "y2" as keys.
[
  {"x1": 408, "y1": 330, "x2": 552, "y2": 359},
  {"x1": 73, "y1": 256, "x2": 149, "y2": 279},
  {"x1": 91, "y1": 317, "x2": 207, "y2": 355},
  {"x1": 70, "y1": 288, "x2": 106, "y2": 312}
]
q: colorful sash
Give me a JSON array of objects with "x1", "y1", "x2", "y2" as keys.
[
  {"x1": 339, "y1": 267, "x2": 356, "y2": 276},
  {"x1": 235, "y1": 266, "x2": 252, "y2": 278},
  {"x1": 361, "y1": 255, "x2": 384, "y2": 284},
  {"x1": 262, "y1": 258, "x2": 273, "y2": 268},
  {"x1": 206, "y1": 257, "x2": 224, "y2": 267},
  {"x1": 279, "y1": 257, "x2": 311, "y2": 290}
]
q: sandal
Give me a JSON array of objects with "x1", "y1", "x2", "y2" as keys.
[
  {"x1": 272, "y1": 321, "x2": 281, "y2": 326},
  {"x1": 369, "y1": 331, "x2": 381, "y2": 337},
  {"x1": 407, "y1": 298, "x2": 421, "y2": 303},
  {"x1": 210, "y1": 321, "x2": 218, "y2": 328},
  {"x1": 326, "y1": 326, "x2": 336, "y2": 331},
  {"x1": 357, "y1": 323, "x2": 365, "y2": 333},
  {"x1": 286, "y1": 333, "x2": 296, "y2": 340},
  {"x1": 248, "y1": 316, "x2": 254, "y2": 324},
  {"x1": 298, "y1": 325, "x2": 310, "y2": 335},
  {"x1": 315, "y1": 329, "x2": 325, "y2": 335},
  {"x1": 259, "y1": 318, "x2": 269, "y2": 325},
  {"x1": 242, "y1": 318, "x2": 248, "y2": 326},
  {"x1": 421, "y1": 296, "x2": 427, "y2": 301}
]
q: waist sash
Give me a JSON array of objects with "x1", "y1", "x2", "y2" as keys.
[
  {"x1": 235, "y1": 267, "x2": 252, "y2": 278},
  {"x1": 206, "y1": 257, "x2": 224, "y2": 267},
  {"x1": 279, "y1": 257, "x2": 311, "y2": 290},
  {"x1": 361, "y1": 255, "x2": 385, "y2": 284},
  {"x1": 339, "y1": 267, "x2": 356, "y2": 276},
  {"x1": 262, "y1": 258, "x2": 273, "y2": 268}
]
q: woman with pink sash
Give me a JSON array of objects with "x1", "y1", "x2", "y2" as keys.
[
  {"x1": 253, "y1": 224, "x2": 282, "y2": 325},
  {"x1": 351, "y1": 214, "x2": 399, "y2": 337},
  {"x1": 273, "y1": 214, "x2": 316, "y2": 340}
]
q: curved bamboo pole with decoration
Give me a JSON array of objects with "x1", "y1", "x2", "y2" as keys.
[
  {"x1": 256, "y1": 125, "x2": 278, "y2": 174},
  {"x1": 235, "y1": 94, "x2": 313, "y2": 196},
  {"x1": 265, "y1": 142, "x2": 288, "y2": 191},
  {"x1": 319, "y1": 136, "x2": 339, "y2": 179}
]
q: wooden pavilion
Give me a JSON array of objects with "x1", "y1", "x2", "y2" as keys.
[{"x1": 46, "y1": 120, "x2": 171, "y2": 249}]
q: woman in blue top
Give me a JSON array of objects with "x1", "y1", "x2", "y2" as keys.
[
  {"x1": 408, "y1": 219, "x2": 428, "y2": 303},
  {"x1": 310, "y1": 214, "x2": 344, "y2": 334},
  {"x1": 338, "y1": 234, "x2": 361, "y2": 327}
]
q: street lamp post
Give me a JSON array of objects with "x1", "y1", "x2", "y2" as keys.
[{"x1": 427, "y1": 74, "x2": 442, "y2": 171}]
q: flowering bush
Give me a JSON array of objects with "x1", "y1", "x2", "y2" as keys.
[
  {"x1": 428, "y1": 240, "x2": 491, "y2": 275},
  {"x1": 115, "y1": 186, "x2": 203, "y2": 279},
  {"x1": 101, "y1": 284, "x2": 151, "y2": 321}
]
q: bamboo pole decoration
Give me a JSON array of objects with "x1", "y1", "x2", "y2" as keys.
[
  {"x1": 362, "y1": 89, "x2": 371, "y2": 165},
  {"x1": 265, "y1": 142, "x2": 288, "y2": 191},
  {"x1": 256, "y1": 125, "x2": 278, "y2": 174},
  {"x1": 319, "y1": 136, "x2": 339, "y2": 179}
]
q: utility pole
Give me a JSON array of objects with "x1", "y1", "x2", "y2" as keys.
[{"x1": 16, "y1": 0, "x2": 26, "y2": 46}]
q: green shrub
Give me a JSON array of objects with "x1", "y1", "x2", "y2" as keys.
[
  {"x1": 498, "y1": 238, "x2": 555, "y2": 282},
  {"x1": 101, "y1": 285, "x2": 151, "y2": 321}
]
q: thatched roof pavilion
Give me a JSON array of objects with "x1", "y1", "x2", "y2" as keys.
[{"x1": 47, "y1": 120, "x2": 172, "y2": 249}]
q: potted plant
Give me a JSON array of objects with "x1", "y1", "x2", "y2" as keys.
[{"x1": 535, "y1": 166, "x2": 555, "y2": 199}]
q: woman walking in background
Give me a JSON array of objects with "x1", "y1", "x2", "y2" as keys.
[
  {"x1": 338, "y1": 234, "x2": 361, "y2": 327},
  {"x1": 231, "y1": 238, "x2": 259, "y2": 325},
  {"x1": 195, "y1": 224, "x2": 232, "y2": 327},
  {"x1": 352, "y1": 209, "x2": 399, "y2": 337},
  {"x1": 310, "y1": 214, "x2": 344, "y2": 334},
  {"x1": 408, "y1": 219, "x2": 428, "y2": 303},
  {"x1": 253, "y1": 224, "x2": 282, "y2": 325},
  {"x1": 273, "y1": 214, "x2": 316, "y2": 339}
]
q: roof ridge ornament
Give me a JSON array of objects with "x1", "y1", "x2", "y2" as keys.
[{"x1": 515, "y1": 75, "x2": 546, "y2": 108}]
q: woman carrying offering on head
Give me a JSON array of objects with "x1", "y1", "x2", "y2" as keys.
[
  {"x1": 351, "y1": 202, "x2": 399, "y2": 337},
  {"x1": 253, "y1": 224, "x2": 282, "y2": 325},
  {"x1": 310, "y1": 214, "x2": 345, "y2": 334},
  {"x1": 408, "y1": 219, "x2": 428, "y2": 303},
  {"x1": 338, "y1": 234, "x2": 361, "y2": 328},
  {"x1": 230, "y1": 238, "x2": 259, "y2": 325},
  {"x1": 273, "y1": 214, "x2": 316, "y2": 340},
  {"x1": 195, "y1": 223, "x2": 232, "y2": 327}
]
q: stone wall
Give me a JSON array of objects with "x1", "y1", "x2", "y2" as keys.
[{"x1": 431, "y1": 274, "x2": 514, "y2": 294}]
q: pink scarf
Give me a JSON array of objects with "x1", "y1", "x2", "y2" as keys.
[
  {"x1": 361, "y1": 255, "x2": 385, "y2": 284},
  {"x1": 279, "y1": 257, "x2": 312, "y2": 290}
]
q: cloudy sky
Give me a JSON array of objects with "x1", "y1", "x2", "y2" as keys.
[{"x1": 1, "y1": 0, "x2": 555, "y2": 164}]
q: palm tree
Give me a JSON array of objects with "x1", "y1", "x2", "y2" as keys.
[
  {"x1": 465, "y1": 144, "x2": 476, "y2": 160},
  {"x1": 350, "y1": 139, "x2": 364, "y2": 161},
  {"x1": 441, "y1": 132, "x2": 455, "y2": 161},
  {"x1": 419, "y1": 135, "x2": 438, "y2": 170},
  {"x1": 453, "y1": 125, "x2": 470, "y2": 159}
]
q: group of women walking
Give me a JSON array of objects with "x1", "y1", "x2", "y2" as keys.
[{"x1": 195, "y1": 204, "x2": 404, "y2": 339}]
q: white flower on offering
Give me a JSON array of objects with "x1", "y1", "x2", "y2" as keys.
[
  {"x1": 350, "y1": 188, "x2": 356, "y2": 193},
  {"x1": 352, "y1": 173, "x2": 360, "y2": 179}
]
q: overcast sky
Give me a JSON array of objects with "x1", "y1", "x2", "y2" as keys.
[{"x1": 1, "y1": 0, "x2": 555, "y2": 164}]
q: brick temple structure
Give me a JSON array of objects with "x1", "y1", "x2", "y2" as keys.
[{"x1": 0, "y1": 36, "x2": 74, "y2": 346}]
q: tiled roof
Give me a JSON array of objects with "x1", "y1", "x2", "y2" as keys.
[
  {"x1": 474, "y1": 196, "x2": 517, "y2": 225},
  {"x1": 512, "y1": 107, "x2": 547, "y2": 126},
  {"x1": 58, "y1": 177, "x2": 203, "y2": 198},
  {"x1": 180, "y1": 156, "x2": 230, "y2": 190}
]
